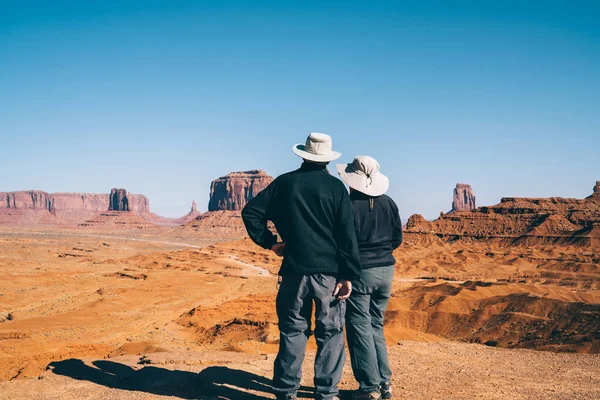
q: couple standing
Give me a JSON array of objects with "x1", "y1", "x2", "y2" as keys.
[{"x1": 242, "y1": 132, "x2": 402, "y2": 400}]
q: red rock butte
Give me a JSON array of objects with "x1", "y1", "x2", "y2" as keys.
[
  {"x1": 208, "y1": 170, "x2": 274, "y2": 211},
  {"x1": 451, "y1": 183, "x2": 476, "y2": 212}
]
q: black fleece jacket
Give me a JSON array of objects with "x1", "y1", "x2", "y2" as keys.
[
  {"x1": 241, "y1": 162, "x2": 362, "y2": 281},
  {"x1": 350, "y1": 191, "x2": 403, "y2": 269}
]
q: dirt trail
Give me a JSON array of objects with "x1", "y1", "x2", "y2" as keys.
[{"x1": 218, "y1": 254, "x2": 274, "y2": 277}]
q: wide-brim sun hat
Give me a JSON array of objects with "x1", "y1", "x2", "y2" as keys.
[
  {"x1": 293, "y1": 132, "x2": 341, "y2": 163},
  {"x1": 337, "y1": 155, "x2": 390, "y2": 197}
]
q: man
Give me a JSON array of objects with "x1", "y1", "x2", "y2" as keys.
[{"x1": 242, "y1": 132, "x2": 362, "y2": 400}]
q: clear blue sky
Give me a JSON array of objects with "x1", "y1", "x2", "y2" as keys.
[{"x1": 2, "y1": 0, "x2": 599, "y2": 219}]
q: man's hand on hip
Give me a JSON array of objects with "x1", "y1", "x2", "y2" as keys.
[
  {"x1": 333, "y1": 279, "x2": 352, "y2": 300},
  {"x1": 271, "y1": 242, "x2": 286, "y2": 257}
]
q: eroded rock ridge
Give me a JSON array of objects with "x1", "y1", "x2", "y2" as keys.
[{"x1": 406, "y1": 180, "x2": 600, "y2": 247}]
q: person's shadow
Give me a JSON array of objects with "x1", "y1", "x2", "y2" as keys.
[{"x1": 48, "y1": 359, "x2": 314, "y2": 399}]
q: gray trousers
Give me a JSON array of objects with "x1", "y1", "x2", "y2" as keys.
[
  {"x1": 273, "y1": 274, "x2": 346, "y2": 400},
  {"x1": 346, "y1": 266, "x2": 394, "y2": 392}
]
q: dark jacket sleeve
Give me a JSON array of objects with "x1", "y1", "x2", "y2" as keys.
[
  {"x1": 333, "y1": 188, "x2": 362, "y2": 281},
  {"x1": 241, "y1": 181, "x2": 278, "y2": 250},
  {"x1": 390, "y1": 198, "x2": 403, "y2": 249}
]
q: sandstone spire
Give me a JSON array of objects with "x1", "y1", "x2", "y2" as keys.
[{"x1": 451, "y1": 183, "x2": 476, "y2": 212}]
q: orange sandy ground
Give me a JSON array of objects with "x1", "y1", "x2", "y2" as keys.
[{"x1": 0, "y1": 228, "x2": 598, "y2": 399}]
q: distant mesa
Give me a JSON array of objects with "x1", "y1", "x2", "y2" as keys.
[
  {"x1": 0, "y1": 170, "x2": 275, "y2": 230},
  {"x1": 451, "y1": 183, "x2": 476, "y2": 212},
  {"x1": 405, "y1": 180, "x2": 600, "y2": 247},
  {"x1": 0, "y1": 189, "x2": 150, "y2": 227},
  {"x1": 208, "y1": 170, "x2": 274, "y2": 211},
  {"x1": 1, "y1": 189, "x2": 149, "y2": 214}
]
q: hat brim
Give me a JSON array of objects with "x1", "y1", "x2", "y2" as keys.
[
  {"x1": 293, "y1": 144, "x2": 341, "y2": 162},
  {"x1": 336, "y1": 163, "x2": 390, "y2": 197}
]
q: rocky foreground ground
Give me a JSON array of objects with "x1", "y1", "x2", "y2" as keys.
[
  {"x1": 1, "y1": 341, "x2": 599, "y2": 400},
  {"x1": 0, "y1": 229, "x2": 598, "y2": 399}
]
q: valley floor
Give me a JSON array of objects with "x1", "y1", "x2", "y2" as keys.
[{"x1": 0, "y1": 228, "x2": 598, "y2": 398}]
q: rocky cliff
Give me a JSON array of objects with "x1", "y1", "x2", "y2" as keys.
[
  {"x1": 0, "y1": 190, "x2": 150, "y2": 226},
  {"x1": 1, "y1": 191, "x2": 149, "y2": 213},
  {"x1": 208, "y1": 170, "x2": 273, "y2": 211},
  {"x1": 405, "y1": 180, "x2": 600, "y2": 247},
  {"x1": 49, "y1": 193, "x2": 110, "y2": 212},
  {"x1": 451, "y1": 183, "x2": 476, "y2": 212},
  {"x1": 3, "y1": 191, "x2": 52, "y2": 210}
]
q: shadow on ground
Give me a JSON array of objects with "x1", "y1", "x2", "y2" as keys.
[{"x1": 48, "y1": 359, "x2": 317, "y2": 399}]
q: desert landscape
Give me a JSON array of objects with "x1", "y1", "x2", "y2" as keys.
[
  {"x1": 5, "y1": 1, "x2": 600, "y2": 398},
  {"x1": 0, "y1": 174, "x2": 598, "y2": 399}
]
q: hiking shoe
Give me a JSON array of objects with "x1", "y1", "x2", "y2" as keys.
[
  {"x1": 352, "y1": 390, "x2": 381, "y2": 400},
  {"x1": 380, "y1": 382, "x2": 392, "y2": 399}
]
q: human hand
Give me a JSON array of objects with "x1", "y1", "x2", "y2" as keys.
[
  {"x1": 271, "y1": 242, "x2": 286, "y2": 257},
  {"x1": 333, "y1": 279, "x2": 352, "y2": 300}
]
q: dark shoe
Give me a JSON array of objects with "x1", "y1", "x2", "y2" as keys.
[
  {"x1": 380, "y1": 382, "x2": 392, "y2": 399},
  {"x1": 351, "y1": 390, "x2": 381, "y2": 400},
  {"x1": 276, "y1": 394, "x2": 297, "y2": 400}
]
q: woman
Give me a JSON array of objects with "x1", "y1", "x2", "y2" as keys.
[{"x1": 337, "y1": 156, "x2": 402, "y2": 400}]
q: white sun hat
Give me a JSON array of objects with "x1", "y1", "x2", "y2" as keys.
[
  {"x1": 336, "y1": 155, "x2": 390, "y2": 197},
  {"x1": 293, "y1": 132, "x2": 342, "y2": 163}
]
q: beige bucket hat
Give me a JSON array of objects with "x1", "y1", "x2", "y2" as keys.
[
  {"x1": 293, "y1": 132, "x2": 342, "y2": 163},
  {"x1": 336, "y1": 155, "x2": 390, "y2": 197}
]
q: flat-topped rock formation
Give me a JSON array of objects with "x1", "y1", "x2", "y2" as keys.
[
  {"x1": 208, "y1": 170, "x2": 273, "y2": 211},
  {"x1": 49, "y1": 193, "x2": 109, "y2": 212},
  {"x1": 406, "y1": 180, "x2": 600, "y2": 247},
  {"x1": 451, "y1": 183, "x2": 476, "y2": 212},
  {"x1": 0, "y1": 190, "x2": 150, "y2": 226},
  {"x1": 3, "y1": 190, "x2": 51, "y2": 210},
  {"x1": 1, "y1": 190, "x2": 149, "y2": 213}
]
